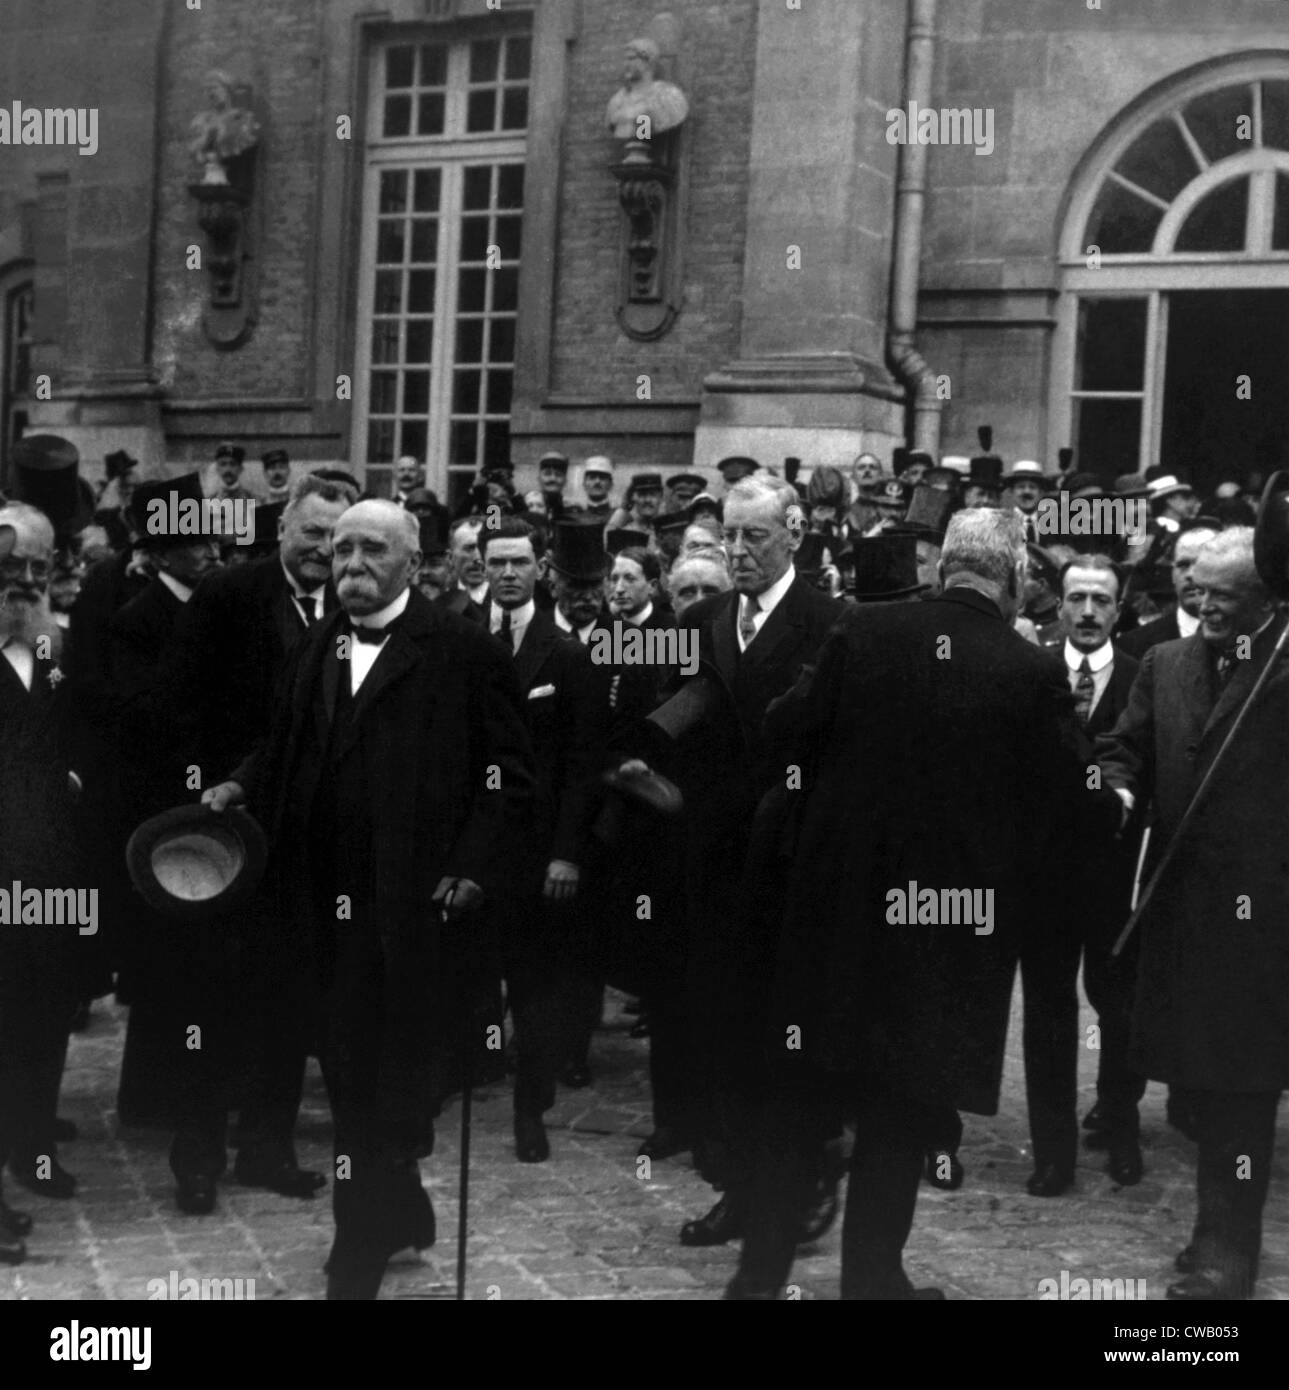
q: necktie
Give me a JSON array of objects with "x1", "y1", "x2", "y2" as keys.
[
  {"x1": 1217, "y1": 650, "x2": 1237, "y2": 687},
  {"x1": 298, "y1": 593, "x2": 318, "y2": 625},
  {"x1": 350, "y1": 616, "x2": 400, "y2": 645},
  {"x1": 739, "y1": 595, "x2": 760, "y2": 648},
  {"x1": 1073, "y1": 656, "x2": 1096, "y2": 725},
  {"x1": 497, "y1": 608, "x2": 512, "y2": 650}
]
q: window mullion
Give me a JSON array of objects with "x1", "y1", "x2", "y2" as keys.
[{"x1": 427, "y1": 162, "x2": 463, "y2": 498}]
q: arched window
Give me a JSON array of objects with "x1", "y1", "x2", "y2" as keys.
[{"x1": 1053, "y1": 59, "x2": 1289, "y2": 488}]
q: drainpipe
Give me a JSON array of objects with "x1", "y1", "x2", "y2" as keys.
[{"x1": 887, "y1": 0, "x2": 941, "y2": 456}]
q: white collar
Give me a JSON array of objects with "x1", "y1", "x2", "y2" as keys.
[
  {"x1": 744, "y1": 564, "x2": 796, "y2": 617},
  {"x1": 1064, "y1": 637, "x2": 1113, "y2": 672},
  {"x1": 491, "y1": 598, "x2": 535, "y2": 631},
  {"x1": 158, "y1": 571, "x2": 194, "y2": 603},
  {"x1": 352, "y1": 586, "x2": 411, "y2": 631},
  {"x1": 624, "y1": 599, "x2": 654, "y2": 626},
  {"x1": 554, "y1": 606, "x2": 595, "y2": 640},
  {"x1": 1177, "y1": 607, "x2": 1200, "y2": 638},
  {"x1": 463, "y1": 579, "x2": 489, "y2": 605},
  {"x1": 281, "y1": 557, "x2": 326, "y2": 602}
]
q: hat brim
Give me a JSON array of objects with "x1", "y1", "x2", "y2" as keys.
[
  {"x1": 850, "y1": 583, "x2": 929, "y2": 601},
  {"x1": 126, "y1": 804, "x2": 268, "y2": 922}
]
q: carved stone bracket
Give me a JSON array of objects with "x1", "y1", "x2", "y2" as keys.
[{"x1": 610, "y1": 134, "x2": 683, "y2": 341}]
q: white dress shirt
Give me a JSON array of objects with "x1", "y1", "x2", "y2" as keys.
[
  {"x1": 1177, "y1": 607, "x2": 1200, "y2": 639},
  {"x1": 737, "y1": 564, "x2": 796, "y2": 653},
  {"x1": 282, "y1": 558, "x2": 326, "y2": 626},
  {"x1": 1064, "y1": 637, "x2": 1114, "y2": 716},
  {"x1": 349, "y1": 586, "x2": 411, "y2": 693},
  {"x1": 490, "y1": 598, "x2": 535, "y2": 653},
  {"x1": 463, "y1": 580, "x2": 489, "y2": 606},
  {"x1": 553, "y1": 607, "x2": 597, "y2": 643},
  {"x1": 0, "y1": 637, "x2": 34, "y2": 692}
]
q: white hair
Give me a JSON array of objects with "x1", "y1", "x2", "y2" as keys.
[
  {"x1": 726, "y1": 475, "x2": 802, "y2": 529},
  {"x1": 1196, "y1": 526, "x2": 1261, "y2": 584},
  {"x1": 940, "y1": 509, "x2": 1026, "y2": 588},
  {"x1": 0, "y1": 502, "x2": 55, "y2": 553}
]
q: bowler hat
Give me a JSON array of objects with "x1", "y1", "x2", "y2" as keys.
[
  {"x1": 105, "y1": 449, "x2": 139, "y2": 482},
  {"x1": 126, "y1": 804, "x2": 268, "y2": 922},
  {"x1": 716, "y1": 456, "x2": 759, "y2": 481},
  {"x1": 12, "y1": 434, "x2": 93, "y2": 538},
  {"x1": 849, "y1": 533, "x2": 926, "y2": 600},
  {"x1": 606, "y1": 527, "x2": 650, "y2": 556},
  {"x1": 550, "y1": 518, "x2": 609, "y2": 582},
  {"x1": 1254, "y1": 470, "x2": 1289, "y2": 600}
]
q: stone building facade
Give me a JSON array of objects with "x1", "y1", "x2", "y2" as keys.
[{"x1": 2, "y1": 0, "x2": 1286, "y2": 505}]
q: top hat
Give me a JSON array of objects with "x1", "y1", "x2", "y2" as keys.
[
  {"x1": 12, "y1": 434, "x2": 94, "y2": 539},
  {"x1": 716, "y1": 455, "x2": 759, "y2": 481},
  {"x1": 849, "y1": 532, "x2": 926, "y2": 601},
  {"x1": 126, "y1": 803, "x2": 268, "y2": 923},
  {"x1": 261, "y1": 448, "x2": 289, "y2": 469},
  {"x1": 969, "y1": 426, "x2": 1004, "y2": 488},
  {"x1": 550, "y1": 518, "x2": 610, "y2": 582},
  {"x1": 214, "y1": 441, "x2": 245, "y2": 466},
  {"x1": 537, "y1": 451, "x2": 570, "y2": 473},
  {"x1": 1003, "y1": 460, "x2": 1045, "y2": 485},
  {"x1": 417, "y1": 505, "x2": 452, "y2": 557},
  {"x1": 245, "y1": 499, "x2": 284, "y2": 551},
  {"x1": 129, "y1": 472, "x2": 218, "y2": 546},
  {"x1": 606, "y1": 527, "x2": 650, "y2": 556},
  {"x1": 1255, "y1": 470, "x2": 1289, "y2": 600},
  {"x1": 104, "y1": 449, "x2": 139, "y2": 482},
  {"x1": 900, "y1": 483, "x2": 955, "y2": 540}
]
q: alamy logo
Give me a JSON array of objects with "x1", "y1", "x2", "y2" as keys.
[
  {"x1": 0, "y1": 883, "x2": 98, "y2": 935},
  {"x1": 147, "y1": 1270, "x2": 257, "y2": 1300},
  {"x1": 0, "y1": 102, "x2": 98, "y2": 156},
  {"x1": 589, "y1": 619, "x2": 699, "y2": 676},
  {"x1": 1038, "y1": 1270, "x2": 1147, "y2": 1300},
  {"x1": 50, "y1": 1323, "x2": 151, "y2": 1370},
  {"x1": 886, "y1": 101, "x2": 994, "y2": 157},
  {"x1": 885, "y1": 882, "x2": 994, "y2": 936},
  {"x1": 145, "y1": 493, "x2": 255, "y2": 546},
  {"x1": 1029, "y1": 495, "x2": 1148, "y2": 542}
]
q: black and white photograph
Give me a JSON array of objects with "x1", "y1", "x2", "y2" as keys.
[{"x1": 1, "y1": 0, "x2": 1286, "y2": 1353}]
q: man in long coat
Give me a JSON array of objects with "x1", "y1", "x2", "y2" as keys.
[
  {"x1": 1097, "y1": 526, "x2": 1289, "y2": 1300},
  {"x1": 205, "y1": 500, "x2": 535, "y2": 1299},
  {"x1": 729, "y1": 509, "x2": 1104, "y2": 1299}
]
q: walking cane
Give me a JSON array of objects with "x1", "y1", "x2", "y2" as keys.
[
  {"x1": 439, "y1": 882, "x2": 474, "y2": 1302},
  {"x1": 1111, "y1": 471, "x2": 1289, "y2": 957}
]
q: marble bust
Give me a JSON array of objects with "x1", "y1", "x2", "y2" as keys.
[
  {"x1": 605, "y1": 38, "x2": 688, "y2": 142},
  {"x1": 188, "y1": 71, "x2": 260, "y2": 185}
]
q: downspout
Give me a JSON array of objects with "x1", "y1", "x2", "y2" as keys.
[{"x1": 887, "y1": 0, "x2": 941, "y2": 456}]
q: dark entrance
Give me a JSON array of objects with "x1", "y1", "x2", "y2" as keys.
[{"x1": 1160, "y1": 289, "x2": 1289, "y2": 494}]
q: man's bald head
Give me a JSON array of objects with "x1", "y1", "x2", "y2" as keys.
[{"x1": 331, "y1": 499, "x2": 422, "y2": 616}]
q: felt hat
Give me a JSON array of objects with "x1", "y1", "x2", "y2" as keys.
[
  {"x1": 126, "y1": 804, "x2": 268, "y2": 923},
  {"x1": 549, "y1": 518, "x2": 610, "y2": 582}
]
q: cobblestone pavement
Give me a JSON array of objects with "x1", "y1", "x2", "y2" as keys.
[{"x1": 3, "y1": 985, "x2": 1286, "y2": 1301}]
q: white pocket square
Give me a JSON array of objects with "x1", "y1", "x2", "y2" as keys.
[{"x1": 528, "y1": 683, "x2": 556, "y2": 699}]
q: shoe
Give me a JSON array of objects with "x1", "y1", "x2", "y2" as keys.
[
  {"x1": 9, "y1": 1154, "x2": 77, "y2": 1199},
  {"x1": 1175, "y1": 1244, "x2": 1259, "y2": 1279},
  {"x1": 1026, "y1": 1164, "x2": 1074, "y2": 1198},
  {"x1": 175, "y1": 1174, "x2": 217, "y2": 1215},
  {"x1": 629, "y1": 1016, "x2": 651, "y2": 1040},
  {"x1": 1106, "y1": 1135, "x2": 1143, "y2": 1186},
  {"x1": 514, "y1": 1112, "x2": 550, "y2": 1163},
  {"x1": 233, "y1": 1157, "x2": 326, "y2": 1198},
  {"x1": 0, "y1": 1197, "x2": 32, "y2": 1237},
  {"x1": 1082, "y1": 1101, "x2": 1106, "y2": 1132},
  {"x1": 797, "y1": 1175, "x2": 840, "y2": 1244},
  {"x1": 679, "y1": 1193, "x2": 745, "y2": 1247},
  {"x1": 0, "y1": 1229, "x2": 25, "y2": 1265},
  {"x1": 925, "y1": 1148, "x2": 965, "y2": 1190},
  {"x1": 1166, "y1": 1095, "x2": 1199, "y2": 1141},
  {"x1": 725, "y1": 1275, "x2": 781, "y2": 1300},
  {"x1": 1166, "y1": 1266, "x2": 1251, "y2": 1301},
  {"x1": 844, "y1": 1271, "x2": 945, "y2": 1300},
  {"x1": 637, "y1": 1127, "x2": 692, "y2": 1162},
  {"x1": 54, "y1": 1118, "x2": 78, "y2": 1143},
  {"x1": 325, "y1": 1254, "x2": 386, "y2": 1300},
  {"x1": 559, "y1": 1062, "x2": 591, "y2": 1089}
]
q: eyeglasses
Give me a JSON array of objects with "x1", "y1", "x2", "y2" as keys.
[{"x1": 0, "y1": 556, "x2": 51, "y2": 581}]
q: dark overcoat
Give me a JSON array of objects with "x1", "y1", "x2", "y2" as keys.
[
  {"x1": 765, "y1": 587, "x2": 1098, "y2": 1115},
  {"x1": 1096, "y1": 619, "x2": 1289, "y2": 1092}
]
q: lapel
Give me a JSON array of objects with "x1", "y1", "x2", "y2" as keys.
[
  {"x1": 514, "y1": 609, "x2": 559, "y2": 692},
  {"x1": 1174, "y1": 634, "x2": 1217, "y2": 742},
  {"x1": 710, "y1": 591, "x2": 739, "y2": 686},
  {"x1": 1200, "y1": 615, "x2": 1287, "y2": 745},
  {"x1": 741, "y1": 577, "x2": 807, "y2": 674}
]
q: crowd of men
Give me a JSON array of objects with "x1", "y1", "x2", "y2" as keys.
[{"x1": 0, "y1": 424, "x2": 1285, "y2": 1302}]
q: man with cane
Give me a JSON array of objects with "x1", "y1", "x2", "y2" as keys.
[
  {"x1": 1098, "y1": 521, "x2": 1289, "y2": 1300},
  {"x1": 203, "y1": 500, "x2": 535, "y2": 1299}
]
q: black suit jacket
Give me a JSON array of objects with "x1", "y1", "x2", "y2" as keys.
[
  {"x1": 434, "y1": 588, "x2": 488, "y2": 627},
  {"x1": 164, "y1": 555, "x2": 337, "y2": 778},
  {"x1": 765, "y1": 586, "x2": 1103, "y2": 1114},
  {"x1": 1117, "y1": 608, "x2": 1180, "y2": 660}
]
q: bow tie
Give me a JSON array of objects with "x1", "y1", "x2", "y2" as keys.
[{"x1": 349, "y1": 617, "x2": 401, "y2": 646}]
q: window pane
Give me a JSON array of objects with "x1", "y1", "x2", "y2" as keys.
[
  {"x1": 1073, "y1": 397, "x2": 1142, "y2": 478},
  {"x1": 453, "y1": 369, "x2": 481, "y2": 414},
  {"x1": 485, "y1": 369, "x2": 513, "y2": 415},
  {"x1": 447, "y1": 470, "x2": 474, "y2": 513},
  {"x1": 463, "y1": 166, "x2": 492, "y2": 211},
  {"x1": 460, "y1": 216, "x2": 491, "y2": 262},
  {"x1": 417, "y1": 93, "x2": 445, "y2": 136},
  {"x1": 494, "y1": 215, "x2": 522, "y2": 261},
  {"x1": 376, "y1": 221, "x2": 405, "y2": 264},
  {"x1": 1263, "y1": 81, "x2": 1289, "y2": 152},
  {"x1": 505, "y1": 35, "x2": 532, "y2": 81},
  {"x1": 383, "y1": 95, "x2": 411, "y2": 138},
  {"x1": 1115, "y1": 118, "x2": 1198, "y2": 203},
  {"x1": 1086, "y1": 179, "x2": 1163, "y2": 254},
  {"x1": 368, "y1": 418, "x2": 395, "y2": 464},
  {"x1": 492, "y1": 267, "x2": 519, "y2": 312},
  {"x1": 369, "y1": 372, "x2": 398, "y2": 415},
  {"x1": 1077, "y1": 299, "x2": 1147, "y2": 391},
  {"x1": 403, "y1": 370, "x2": 430, "y2": 414},
  {"x1": 451, "y1": 420, "x2": 478, "y2": 465},
  {"x1": 374, "y1": 271, "x2": 402, "y2": 315},
  {"x1": 470, "y1": 39, "x2": 500, "y2": 83},
  {"x1": 407, "y1": 270, "x2": 436, "y2": 313},
  {"x1": 379, "y1": 170, "x2": 407, "y2": 214},
  {"x1": 419, "y1": 43, "x2": 448, "y2": 87},
  {"x1": 501, "y1": 88, "x2": 529, "y2": 131},
  {"x1": 467, "y1": 90, "x2": 496, "y2": 134},
  {"x1": 456, "y1": 319, "x2": 485, "y2": 363},
  {"x1": 386, "y1": 46, "x2": 414, "y2": 89},
  {"x1": 413, "y1": 169, "x2": 441, "y2": 212},
  {"x1": 488, "y1": 318, "x2": 515, "y2": 363},
  {"x1": 458, "y1": 269, "x2": 487, "y2": 312},
  {"x1": 1183, "y1": 84, "x2": 1254, "y2": 163},
  {"x1": 482, "y1": 420, "x2": 511, "y2": 470},
  {"x1": 371, "y1": 320, "x2": 399, "y2": 363},
  {"x1": 410, "y1": 219, "x2": 439, "y2": 263},
  {"x1": 400, "y1": 419, "x2": 427, "y2": 463},
  {"x1": 497, "y1": 165, "x2": 524, "y2": 210},
  {"x1": 405, "y1": 319, "x2": 433, "y2": 363},
  {"x1": 1174, "y1": 177, "x2": 1249, "y2": 253}
]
